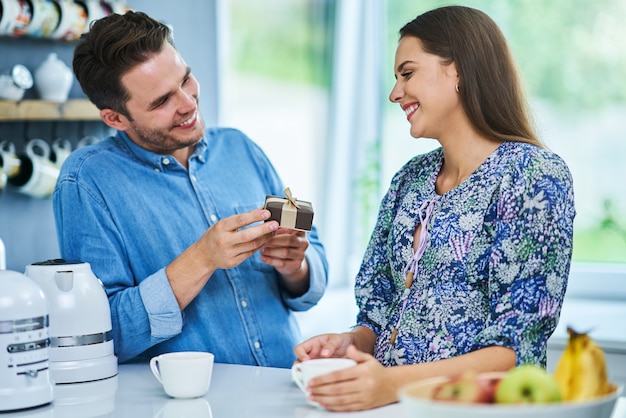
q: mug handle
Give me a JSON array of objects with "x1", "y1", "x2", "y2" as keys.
[
  {"x1": 52, "y1": 137, "x2": 72, "y2": 152},
  {"x1": 26, "y1": 138, "x2": 51, "y2": 159},
  {"x1": 0, "y1": 140, "x2": 16, "y2": 154},
  {"x1": 291, "y1": 364, "x2": 306, "y2": 392},
  {"x1": 150, "y1": 356, "x2": 163, "y2": 385}
]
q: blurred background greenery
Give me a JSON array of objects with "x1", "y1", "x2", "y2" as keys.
[{"x1": 226, "y1": 0, "x2": 626, "y2": 265}]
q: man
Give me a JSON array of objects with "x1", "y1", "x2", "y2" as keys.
[{"x1": 53, "y1": 11, "x2": 328, "y2": 368}]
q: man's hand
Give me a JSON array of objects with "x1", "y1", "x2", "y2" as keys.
[
  {"x1": 260, "y1": 228, "x2": 308, "y2": 273},
  {"x1": 167, "y1": 208, "x2": 278, "y2": 309},
  {"x1": 197, "y1": 208, "x2": 279, "y2": 270}
]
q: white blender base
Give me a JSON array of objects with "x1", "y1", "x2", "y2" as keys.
[{"x1": 0, "y1": 383, "x2": 53, "y2": 412}]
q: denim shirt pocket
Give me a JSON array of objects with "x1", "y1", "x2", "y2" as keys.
[{"x1": 233, "y1": 202, "x2": 274, "y2": 273}]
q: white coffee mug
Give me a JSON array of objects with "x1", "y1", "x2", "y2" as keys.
[
  {"x1": 0, "y1": 0, "x2": 32, "y2": 37},
  {"x1": 150, "y1": 352, "x2": 214, "y2": 399},
  {"x1": 291, "y1": 358, "x2": 357, "y2": 407},
  {"x1": 0, "y1": 167, "x2": 6, "y2": 194},
  {"x1": 51, "y1": 137, "x2": 72, "y2": 168},
  {"x1": 51, "y1": 0, "x2": 88, "y2": 42},
  {"x1": 23, "y1": 0, "x2": 61, "y2": 38},
  {"x1": 7, "y1": 138, "x2": 60, "y2": 198},
  {"x1": 0, "y1": 140, "x2": 21, "y2": 178},
  {"x1": 77, "y1": 135, "x2": 102, "y2": 148}
]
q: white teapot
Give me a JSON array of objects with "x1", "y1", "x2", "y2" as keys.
[{"x1": 34, "y1": 53, "x2": 73, "y2": 103}]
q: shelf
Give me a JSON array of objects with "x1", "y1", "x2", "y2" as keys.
[{"x1": 0, "y1": 99, "x2": 100, "y2": 121}]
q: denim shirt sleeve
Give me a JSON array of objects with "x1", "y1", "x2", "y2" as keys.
[
  {"x1": 280, "y1": 246, "x2": 327, "y2": 310},
  {"x1": 53, "y1": 164, "x2": 182, "y2": 363},
  {"x1": 138, "y1": 268, "x2": 183, "y2": 338}
]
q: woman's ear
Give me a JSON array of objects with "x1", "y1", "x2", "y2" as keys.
[
  {"x1": 100, "y1": 109, "x2": 130, "y2": 131},
  {"x1": 446, "y1": 62, "x2": 460, "y2": 92},
  {"x1": 446, "y1": 61, "x2": 459, "y2": 79}
]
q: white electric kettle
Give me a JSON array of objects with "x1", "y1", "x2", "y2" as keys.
[{"x1": 24, "y1": 259, "x2": 118, "y2": 385}]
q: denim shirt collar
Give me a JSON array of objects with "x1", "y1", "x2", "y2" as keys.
[{"x1": 113, "y1": 130, "x2": 208, "y2": 170}]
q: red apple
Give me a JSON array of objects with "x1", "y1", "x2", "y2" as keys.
[
  {"x1": 494, "y1": 364, "x2": 561, "y2": 404},
  {"x1": 432, "y1": 370, "x2": 496, "y2": 404}
]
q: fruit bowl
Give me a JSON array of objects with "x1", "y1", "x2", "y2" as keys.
[{"x1": 398, "y1": 372, "x2": 623, "y2": 418}]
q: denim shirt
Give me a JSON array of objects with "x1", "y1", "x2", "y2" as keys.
[{"x1": 53, "y1": 128, "x2": 328, "y2": 367}]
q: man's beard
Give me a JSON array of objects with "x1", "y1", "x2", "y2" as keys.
[{"x1": 128, "y1": 117, "x2": 205, "y2": 154}]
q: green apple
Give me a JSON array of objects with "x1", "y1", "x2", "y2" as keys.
[
  {"x1": 432, "y1": 370, "x2": 496, "y2": 403},
  {"x1": 495, "y1": 364, "x2": 561, "y2": 404}
]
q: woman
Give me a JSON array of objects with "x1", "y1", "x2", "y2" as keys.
[{"x1": 294, "y1": 5, "x2": 576, "y2": 411}]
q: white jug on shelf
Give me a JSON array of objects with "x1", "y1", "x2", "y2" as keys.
[{"x1": 34, "y1": 53, "x2": 74, "y2": 103}]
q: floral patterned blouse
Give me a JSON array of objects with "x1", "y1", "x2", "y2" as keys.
[{"x1": 355, "y1": 141, "x2": 576, "y2": 367}]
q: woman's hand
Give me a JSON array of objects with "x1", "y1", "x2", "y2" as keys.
[
  {"x1": 294, "y1": 333, "x2": 354, "y2": 362},
  {"x1": 306, "y1": 345, "x2": 399, "y2": 411}
]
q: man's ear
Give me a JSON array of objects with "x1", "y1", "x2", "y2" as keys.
[{"x1": 100, "y1": 109, "x2": 130, "y2": 131}]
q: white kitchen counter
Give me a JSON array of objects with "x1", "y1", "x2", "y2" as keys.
[
  {"x1": 2, "y1": 362, "x2": 403, "y2": 418},
  {"x1": 2, "y1": 362, "x2": 625, "y2": 418}
]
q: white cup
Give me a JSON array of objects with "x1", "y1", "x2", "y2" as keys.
[
  {"x1": 51, "y1": 138, "x2": 72, "y2": 168},
  {"x1": 0, "y1": 140, "x2": 21, "y2": 178},
  {"x1": 77, "y1": 135, "x2": 102, "y2": 148},
  {"x1": 291, "y1": 358, "x2": 357, "y2": 407},
  {"x1": 51, "y1": 0, "x2": 88, "y2": 42},
  {"x1": 0, "y1": 74, "x2": 26, "y2": 101},
  {"x1": 0, "y1": 167, "x2": 6, "y2": 194},
  {"x1": 7, "y1": 138, "x2": 60, "y2": 198},
  {"x1": 150, "y1": 352, "x2": 214, "y2": 399}
]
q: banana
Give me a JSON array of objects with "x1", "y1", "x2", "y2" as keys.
[{"x1": 552, "y1": 326, "x2": 615, "y2": 401}]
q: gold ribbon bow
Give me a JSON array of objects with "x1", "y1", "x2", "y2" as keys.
[{"x1": 284, "y1": 187, "x2": 300, "y2": 209}]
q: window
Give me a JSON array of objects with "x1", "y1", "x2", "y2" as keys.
[
  {"x1": 220, "y1": 0, "x2": 626, "y2": 299},
  {"x1": 384, "y1": 0, "x2": 626, "y2": 269},
  {"x1": 220, "y1": 0, "x2": 384, "y2": 288},
  {"x1": 219, "y1": 0, "x2": 333, "y2": 206}
]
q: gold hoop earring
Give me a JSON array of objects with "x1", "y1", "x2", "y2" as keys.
[{"x1": 455, "y1": 83, "x2": 460, "y2": 93}]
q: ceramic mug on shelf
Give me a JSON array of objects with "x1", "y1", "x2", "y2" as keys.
[
  {"x1": 150, "y1": 352, "x2": 214, "y2": 399},
  {"x1": 50, "y1": 137, "x2": 72, "y2": 168},
  {"x1": 0, "y1": 162, "x2": 6, "y2": 194},
  {"x1": 7, "y1": 138, "x2": 60, "y2": 198},
  {"x1": 102, "y1": 0, "x2": 131, "y2": 15},
  {"x1": 0, "y1": 64, "x2": 34, "y2": 101},
  {"x1": 50, "y1": 0, "x2": 88, "y2": 42},
  {"x1": 77, "y1": 135, "x2": 102, "y2": 148},
  {"x1": 23, "y1": 0, "x2": 61, "y2": 38},
  {"x1": 77, "y1": 0, "x2": 112, "y2": 28},
  {"x1": 0, "y1": 0, "x2": 33, "y2": 38},
  {"x1": 0, "y1": 140, "x2": 22, "y2": 179}
]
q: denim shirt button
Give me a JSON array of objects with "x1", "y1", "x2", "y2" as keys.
[
  {"x1": 241, "y1": 300, "x2": 248, "y2": 308},
  {"x1": 153, "y1": 167, "x2": 161, "y2": 173},
  {"x1": 190, "y1": 175, "x2": 197, "y2": 182},
  {"x1": 162, "y1": 158, "x2": 171, "y2": 165},
  {"x1": 210, "y1": 214, "x2": 217, "y2": 222},
  {"x1": 254, "y1": 341, "x2": 260, "y2": 349}
]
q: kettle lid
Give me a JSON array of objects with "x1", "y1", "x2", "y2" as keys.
[{"x1": 30, "y1": 258, "x2": 84, "y2": 266}]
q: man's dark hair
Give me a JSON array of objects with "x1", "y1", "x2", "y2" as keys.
[{"x1": 73, "y1": 11, "x2": 173, "y2": 118}]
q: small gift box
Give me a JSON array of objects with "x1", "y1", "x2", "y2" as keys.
[{"x1": 264, "y1": 188, "x2": 314, "y2": 231}]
